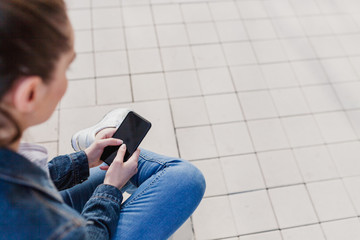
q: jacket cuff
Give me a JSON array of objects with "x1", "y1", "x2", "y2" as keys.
[
  {"x1": 92, "y1": 184, "x2": 123, "y2": 205},
  {"x1": 69, "y1": 150, "x2": 89, "y2": 184}
]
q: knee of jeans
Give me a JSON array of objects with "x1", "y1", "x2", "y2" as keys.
[{"x1": 171, "y1": 160, "x2": 206, "y2": 201}]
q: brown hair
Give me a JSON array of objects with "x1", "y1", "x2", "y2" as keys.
[{"x1": 0, "y1": 0, "x2": 71, "y2": 147}]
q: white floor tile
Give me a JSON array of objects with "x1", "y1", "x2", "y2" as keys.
[
  {"x1": 192, "y1": 158, "x2": 228, "y2": 197},
  {"x1": 315, "y1": 0, "x2": 341, "y2": 14},
  {"x1": 307, "y1": 179, "x2": 357, "y2": 221},
  {"x1": 212, "y1": 122, "x2": 254, "y2": 156},
  {"x1": 299, "y1": 15, "x2": 333, "y2": 36},
  {"x1": 240, "y1": 231, "x2": 282, "y2": 240},
  {"x1": 93, "y1": 28, "x2": 126, "y2": 51},
  {"x1": 67, "y1": 53, "x2": 95, "y2": 80},
  {"x1": 180, "y1": 3, "x2": 212, "y2": 23},
  {"x1": 321, "y1": 57, "x2": 358, "y2": 83},
  {"x1": 186, "y1": 22, "x2": 219, "y2": 45},
  {"x1": 289, "y1": 0, "x2": 321, "y2": 15},
  {"x1": 338, "y1": 34, "x2": 360, "y2": 56},
  {"x1": 310, "y1": 36, "x2": 345, "y2": 58},
  {"x1": 238, "y1": 91, "x2": 278, "y2": 120},
  {"x1": 343, "y1": 176, "x2": 360, "y2": 215},
  {"x1": 65, "y1": 0, "x2": 91, "y2": 9},
  {"x1": 220, "y1": 154, "x2": 265, "y2": 193},
  {"x1": 165, "y1": 70, "x2": 201, "y2": 98},
  {"x1": 95, "y1": 51, "x2": 129, "y2": 77},
  {"x1": 192, "y1": 44, "x2": 227, "y2": 68},
  {"x1": 347, "y1": 110, "x2": 360, "y2": 138},
  {"x1": 92, "y1": 8, "x2": 122, "y2": 29},
  {"x1": 68, "y1": 9, "x2": 92, "y2": 30},
  {"x1": 237, "y1": 1, "x2": 268, "y2": 19},
  {"x1": 244, "y1": 19, "x2": 277, "y2": 40},
  {"x1": 74, "y1": 30, "x2": 93, "y2": 53},
  {"x1": 281, "y1": 224, "x2": 326, "y2": 240},
  {"x1": 229, "y1": 190, "x2": 278, "y2": 235},
  {"x1": 271, "y1": 88, "x2": 310, "y2": 116},
  {"x1": 247, "y1": 118, "x2": 290, "y2": 152},
  {"x1": 258, "y1": 150, "x2": 303, "y2": 188},
  {"x1": 161, "y1": 46, "x2": 195, "y2": 71},
  {"x1": 333, "y1": 82, "x2": 360, "y2": 109},
  {"x1": 208, "y1": 1, "x2": 240, "y2": 21},
  {"x1": 262, "y1": 0, "x2": 296, "y2": 17},
  {"x1": 326, "y1": 15, "x2": 359, "y2": 34},
  {"x1": 60, "y1": 79, "x2": 96, "y2": 109},
  {"x1": 350, "y1": 56, "x2": 360, "y2": 78},
  {"x1": 280, "y1": 38, "x2": 317, "y2": 61},
  {"x1": 222, "y1": 42, "x2": 257, "y2": 66},
  {"x1": 272, "y1": 17, "x2": 305, "y2": 38},
  {"x1": 152, "y1": 4, "x2": 183, "y2": 24},
  {"x1": 314, "y1": 112, "x2": 357, "y2": 143},
  {"x1": 192, "y1": 196, "x2": 238, "y2": 240},
  {"x1": 176, "y1": 126, "x2": 218, "y2": 160},
  {"x1": 230, "y1": 65, "x2": 268, "y2": 92},
  {"x1": 261, "y1": 63, "x2": 298, "y2": 88},
  {"x1": 96, "y1": 76, "x2": 132, "y2": 105},
  {"x1": 125, "y1": 26, "x2": 158, "y2": 49},
  {"x1": 282, "y1": 115, "x2": 324, "y2": 147},
  {"x1": 204, "y1": 93, "x2": 244, "y2": 124},
  {"x1": 252, "y1": 40, "x2": 288, "y2": 63},
  {"x1": 128, "y1": 48, "x2": 162, "y2": 74},
  {"x1": 322, "y1": 218, "x2": 360, "y2": 240},
  {"x1": 269, "y1": 185, "x2": 318, "y2": 228},
  {"x1": 215, "y1": 21, "x2": 248, "y2": 42},
  {"x1": 198, "y1": 68, "x2": 235, "y2": 95},
  {"x1": 92, "y1": 0, "x2": 120, "y2": 8},
  {"x1": 170, "y1": 97, "x2": 209, "y2": 128},
  {"x1": 291, "y1": 60, "x2": 328, "y2": 86},
  {"x1": 293, "y1": 145, "x2": 339, "y2": 182},
  {"x1": 302, "y1": 85, "x2": 342, "y2": 113},
  {"x1": 156, "y1": 24, "x2": 189, "y2": 47},
  {"x1": 123, "y1": 6, "x2": 153, "y2": 26},
  {"x1": 132, "y1": 72, "x2": 167, "y2": 101},
  {"x1": 327, "y1": 142, "x2": 360, "y2": 177}
]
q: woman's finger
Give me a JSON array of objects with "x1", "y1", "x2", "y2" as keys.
[
  {"x1": 97, "y1": 138, "x2": 122, "y2": 148},
  {"x1": 102, "y1": 128, "x2": 116, "y2": 138}
]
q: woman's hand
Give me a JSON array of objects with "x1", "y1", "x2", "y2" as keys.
[
  {"x1": 84, "y1": 128, "x2": 121, "y2": 168},
  {"x1": 102, "y1": 144, "x2": 140, "y2": 190}
]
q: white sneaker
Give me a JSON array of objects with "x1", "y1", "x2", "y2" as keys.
[{"x1": 71, "y1": 108, "x2": 130, "y2": 151}]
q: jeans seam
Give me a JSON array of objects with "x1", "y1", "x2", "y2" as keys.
[
  {"x1": 121, "y1": 164, "x2": 169, "y2": 209},
  {"x1": 139, "y1": 152, "x2": 167, "y2": 165}
]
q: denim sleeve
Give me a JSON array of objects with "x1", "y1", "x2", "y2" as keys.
[
  {"x1": 48, "y1": 151, "x2": 90, "y2": 191},
  {"x1": 60, "y1": 184, "x2": 122, "y2": 239},
  {"x1": 80, "y1": 184, "x2": 123, "y2": 239}
]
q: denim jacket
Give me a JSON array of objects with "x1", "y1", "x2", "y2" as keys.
[{"x1": 0, "y1": 147, "x2": 123, "y2": 240}]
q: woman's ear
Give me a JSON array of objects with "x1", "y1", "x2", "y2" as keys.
[{"x1": 11, "y1": 76, "x2": 45, "y2": 113}]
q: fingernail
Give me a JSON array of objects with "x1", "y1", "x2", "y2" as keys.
[
  {"x1": 121, "y1": 144, "x2": 126, "y2": 149},
  {"x1": 117, "y1": 139, "x2": 122, "y2": 144}
]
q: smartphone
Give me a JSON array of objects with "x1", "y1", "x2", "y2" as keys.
[{"x1": 100, "y1": 111, "x2": 151, "y2": 165}]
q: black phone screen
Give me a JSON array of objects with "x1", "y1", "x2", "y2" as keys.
[{"x1": 100, "y1": 111, "x2": 151, "y2": 165}]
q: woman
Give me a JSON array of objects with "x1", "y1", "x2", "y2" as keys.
[{"x1": 0, "y1": 1, "x2": 206, "y2": 239}]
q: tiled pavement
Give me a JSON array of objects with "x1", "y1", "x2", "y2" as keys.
[{"x1": 22, "y1": 0, "x2": 360, "y2": 239}]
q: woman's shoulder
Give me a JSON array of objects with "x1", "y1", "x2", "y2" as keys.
[{"x1": 0, "y1": 179, "x2": 86, "y2": 239}]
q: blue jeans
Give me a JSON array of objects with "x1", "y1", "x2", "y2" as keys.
[{"x1": 60, "y1": 148, "x2": 206, "y2": 239}]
